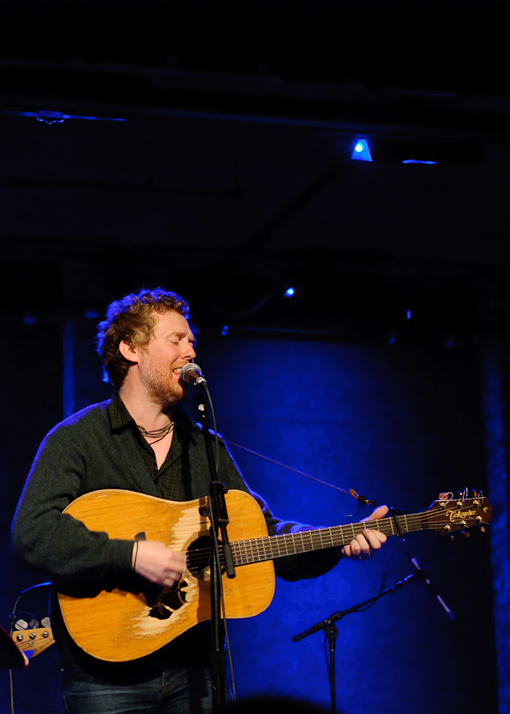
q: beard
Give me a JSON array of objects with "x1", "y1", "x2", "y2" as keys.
[{"x1": 140, "y1": 359, "x2": 189, "y2": 408}]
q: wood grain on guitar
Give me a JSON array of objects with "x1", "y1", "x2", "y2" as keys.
[{"x1": 58, "y1": 488, "x2": 492, "y2": 663}]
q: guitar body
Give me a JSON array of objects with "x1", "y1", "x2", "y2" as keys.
[
  {"x1": 59, "y1": 489, "x2": 275, "y2": 662},
  {"x1": 57, "y1": 487, "x2": 492, "y2": 663}
]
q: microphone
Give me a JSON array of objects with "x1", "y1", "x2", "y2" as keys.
[
  {"x1": 410, "y1": 556, "x2": 455, "y2": 620},
  {"x1": 180, "y1": 363, "x2": 207, "y2": 387}
]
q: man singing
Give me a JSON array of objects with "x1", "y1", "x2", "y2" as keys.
[{"x1": 12, "y1": 287, "x2": 387, "y2": 714}]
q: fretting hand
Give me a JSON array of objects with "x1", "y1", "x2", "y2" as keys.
[{"x1": 341, "y1": 505, "x2": 388, "y2": 560}]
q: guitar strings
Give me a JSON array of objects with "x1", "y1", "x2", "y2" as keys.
[{"x1": 183, "y1": 507, "x2": 476, "y2": 571}]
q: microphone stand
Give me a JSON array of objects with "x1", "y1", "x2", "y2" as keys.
[
  {"x1": 292, "y1": 572, "x2": 418, "y2": 714},
  {"x1": 194, "y1": 383, "x2": 236, "y2": 713}
]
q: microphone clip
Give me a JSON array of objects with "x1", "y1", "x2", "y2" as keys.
[{"x1": 349, "y1": 489, "x2": 376, "y2": 507}]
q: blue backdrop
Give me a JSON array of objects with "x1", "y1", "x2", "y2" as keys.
[
  {"x1": 186, "y1": 334, "x2": 494, "y2": 713},
  {"x1": 2, "y1": 321, "x2": 496, "y2": 713}
]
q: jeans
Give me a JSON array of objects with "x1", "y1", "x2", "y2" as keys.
[{"x1": 62, "y1": 666, "x2": 214, "y2": 714}]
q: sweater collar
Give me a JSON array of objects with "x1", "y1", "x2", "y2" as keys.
[{"x1": 107, "y1": 391, "x2": 199, "y2": 441}]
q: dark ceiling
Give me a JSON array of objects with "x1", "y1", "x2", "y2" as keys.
[
  {"x1": 2, "y1": 1, "x2": 509, "y2": 93},
  {"x1": 1, "y1": 1, "x2": 510, "y2": 342}
]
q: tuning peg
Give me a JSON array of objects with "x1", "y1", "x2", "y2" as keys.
[
  {"x1": 462, "y1": 531, "x2": 470, "y2": 538},
  {"x1": 480, "y1": 526, "x2": 486, "y2": 534}
]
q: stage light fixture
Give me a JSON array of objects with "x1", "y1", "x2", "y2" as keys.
[
  {"x1": 3, "y1": 110, "x2": 127, "y2": 123},
  {"x1": 36, "y1": 111, "x2": 65, "y2": 124},
  {"x1": 351, "y1": 139, "x2": 373, "y2": 162}
]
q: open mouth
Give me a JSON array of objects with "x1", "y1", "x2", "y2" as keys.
[{"x1": 174, "y1": 366, "x2": 190, "y2": 381}]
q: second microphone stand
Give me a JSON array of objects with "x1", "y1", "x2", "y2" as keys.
[{"x1": 292, "y1": 572, "x2": 419, "y2": 714}]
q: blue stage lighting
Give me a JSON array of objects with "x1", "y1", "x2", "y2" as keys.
[
  {"x1": 284, "y1": 287, "x2": 295, "y2": 297},
  {"x1": 221, "y1": 325, "x2": 229, "y2": 336},
  {"x1": 351, "y1": 139, "x2": 373, "y2": 162},
  {"x1": 36, "y1": 111, "x2": 65, "y2": 124}
]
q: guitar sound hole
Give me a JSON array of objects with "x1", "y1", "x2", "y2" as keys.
[
  {"x1": 187, "y1": 536, "x2": 224, "y2": 578},
  {"x1": 144, "y1": 533, "x2": 224, "y2": 620}
]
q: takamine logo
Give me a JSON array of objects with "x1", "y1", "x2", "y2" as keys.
[{"x1": 448, "y1": 508, "x2": 477, "y2": 522}]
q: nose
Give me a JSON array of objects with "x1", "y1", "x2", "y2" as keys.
[{"x1": 183, "y1": 340, "x2": 196, "y2": 362}]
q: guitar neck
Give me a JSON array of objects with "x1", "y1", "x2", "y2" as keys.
[{"x1": 232, "y1": 512, "x2": 428, "y2": 567}]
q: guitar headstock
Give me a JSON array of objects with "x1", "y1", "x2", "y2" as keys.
[
  {"x1": 12, "y1": 626, "x2": 54, "y2": 659},
  {"x1": 422, "y1": 491, "x2": 492, "y2": 536}
]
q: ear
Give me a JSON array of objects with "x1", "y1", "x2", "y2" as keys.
[{"x1": 119, "y1": 340, "x2": 140, "y2": 364}]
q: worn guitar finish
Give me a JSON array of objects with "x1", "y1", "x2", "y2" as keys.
[{"x1": 58, "y1": 489, "x2": 492, "y2": 662}]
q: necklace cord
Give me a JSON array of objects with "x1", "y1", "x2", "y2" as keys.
[{"x1": 137, "y1": 421, "x2": 175, "y2": 445}]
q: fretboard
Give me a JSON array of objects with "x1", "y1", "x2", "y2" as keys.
[{"x1": 231, "y1": 512, "x2": 429, "y2": 567}]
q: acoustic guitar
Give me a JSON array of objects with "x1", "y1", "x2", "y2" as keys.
[{"x1": 58, "y1": 488, "x2": 492, "y2": 662}]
